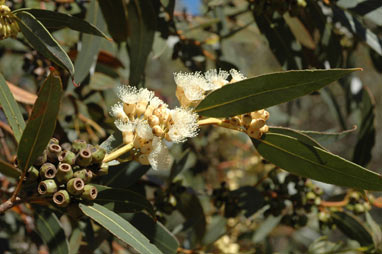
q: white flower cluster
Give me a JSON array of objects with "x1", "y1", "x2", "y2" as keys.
[
  {"x1": 174, "y1": 69, "x2": 270, "y2": 139},
  {"x1": 174, "y1": 69, "x2": 246, "y2": 108},
  {"x1": 111, "y1": 86, "x2": 199, "y2": 170}
]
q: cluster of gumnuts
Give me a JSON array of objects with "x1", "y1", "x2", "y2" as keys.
[
  {"x1": 21, "y1": 138, "x2": 108, "y2": 208},
  {"x1": 252, "y1": 0, "x2": 307, "y2": 16},
  {"x1": 223, "y1": 109, "x2": 269, "y2": 139},
  {"x1": 212, "y1": 182, "x2": 242, "y2": 218},
  {"x1": 261, "y1": 169, "x2": 323, "y2": 228}
]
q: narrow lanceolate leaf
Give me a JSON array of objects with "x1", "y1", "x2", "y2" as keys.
[
  {"x1": 269, "y1": 127, "x2": 326, "y2": 150},
  {"x1": 252, "y1": 133, "x2": 382, "y2": 191},
  {"x1": 98, "y1": 0, "x2": 128, "y2": 43},
  {"x1": 353, "y1": 87, "x2": 375, "y2": 166},
  {"x1": 35, "y1": 209, "x2": 69, "y2": 254},
  {"x1": 196, "y1": 68, "x2": 360, "y2": 117},
  {"x1": 72, "y1": 0, "x2": 105, "y2": 86},
  {"x1": 0, "y1": 73, "x2": 25, "y2": 142},
  {"x1": 0, "y1": 159, "x2": 21, "y2": 178},
  {"x1": 302, "y1": 126, "x2": 357, "y2": 148},
  {"x1": 127, "y1": 0, "x2": 157, "y2": 86},
  {"x1": 122, "y1": 213, "x2": 179, "y2": 254},
  {"x1": 14, "y1": 8, "x2": 109, "y2": 39},
  {"x1": 332, "y1": 211, "x2": 374, "y2": 247},
  {"x1": 79, "y1": 203, "x2": 162, "y2": 254},
  {"x1": 17, "y1": 73, "x2": 63, "y2": 174},
  {"x1": 94, "y1": 184, "x2": 155, "y2": 218},
  {"x1": 15, "y1": 11, "x2": 75, "y2": 76}
]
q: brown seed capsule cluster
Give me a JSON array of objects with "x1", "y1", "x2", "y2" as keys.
[
  {"x1": 23, "y1": 138, "x2": 107, "y2": 207},
  {"x1": 223, "y1": 109, "x2": 270, "y2": 139},
  {"x1": 0, "y1": 4, "x2": 20, "y2": 40}
]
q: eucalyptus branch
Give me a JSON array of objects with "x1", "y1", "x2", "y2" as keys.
[{"x1": 103, "y1": 142, "x2": 134, "y2": 163}]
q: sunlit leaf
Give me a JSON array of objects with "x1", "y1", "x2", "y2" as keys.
[
  {"x1": 252, "y1": 132, "x2": 382, "y2": 190},
  {"x1": 35, "y1": 209, "x2": 69, "y2": 254},
  {"x1": 0, "y1": 73, "x2": 25, "y2": 142},
  {"x1": 17, "y1": 72, "x2": 63, "y2": 174},
  {"x1": 196, "y1": 69, "x2": 359, "y2": 117},
  {"x1": 14, "y1": 8, "x2": 109, "y2": 38},
  {"x1": 79, "y1": 203, "x2": 162, "y2": 254},
  {"x1": 15, "y1": 11, "x2": 74, "y2": 76}
]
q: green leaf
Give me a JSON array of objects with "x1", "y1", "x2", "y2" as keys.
[
  {"x1": 14, "y1": 8, "x2": 109, "y2": 39},
  {"x1": 269, "y1": 127, "x2": 326, "y2": 150},
  {"x1": 176, "y1": 191, "x2": 206, "y2": 242},
  {"x1": 17, "y1": 72, "x2": 63, "y2": 174},
  {"x1": 167, "y1": 149, "x2": 190, "y2": 185},
  {"x1": 366, "y1": 212, "x2": 382, "y2": 250},
  {"x1": 252, "y1": 215, "x2": 282, "y2": 243},
  {"x1": 102, "y1": 162, "x2": 150, "y2": 188},
  {"x1": 98, "y1": 0, "x2": 128, "y2": 43},
  {"x1": 332, "y1": 211, "x2": 374, "y2": 247},
  {"x1": 252, "y1": 132, "x2": 382, "y2": 190},
  {"x1": 79, "y1": 203, "x2": 162, "y2": 254},
  {"x1": 35, "y1": 209, "x2": 69, "y2": 254},
  {"x1": 301, "y1": 126, "x2": 357, "y2": 148},
  {"x1": 0, "y1": 159, "x2": 21, "y2": 178},
  {"x1": 94, "y1": 184, "x2": 155, "y2": 218},
  {"x1": 196, "y1": 68, "x2": 360, "y2": 117},
  {"x1": 15, "y1": 11, "x2": 75, "y2": 76},
  {"x1": 122, "y1": 213, "x2": 179, "y2": 254},
  {"x1": 353, "y1": 87, "x2": 375, "y2": 166},
  {"x1": 69, "y1": 227, "x2": 82, "y2": 254},
  {"x1": 202, "y1": 215, "x2": 227, "y2": 245},
  {"x1": 0, "y1": 73, "x2": 25, "y2": 142},
  {"x1": 127, "y1": 0, "x2": 157, "y2": 86},
  {"x1": 72, "y1": 0, "x2": 106, "y2": 85}
]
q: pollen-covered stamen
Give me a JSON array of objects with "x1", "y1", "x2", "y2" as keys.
[{"x1": 205, "y1": 69, "x2": 229, "y2": 88}]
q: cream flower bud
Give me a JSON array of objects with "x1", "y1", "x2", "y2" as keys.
[
  {"x1": 136, "y1": 101, "x2": 148, "y2": 117},
  {"x1": 123, "y1": 103, "x2": 136, "y2": 117},
  {"x1": 250, "y1": 119, "x2": 265, "y2": 129},
  {"x1": 242, "y1": 114, "x2": 252, "y2": 128},
  {"x1": 251, "y1": 110, "x2": 264, "y2": 119},
  {"x1": 148, "y1": 115, "x2": 160, "y2": 127},
  {"x1": 262, "y1": 111, "x2": 270, "y2": 121},
  {"x1": 247, "y1": 127, "x2": 261, "y2": 139},
  {"x1": 229, "y1": 116, "x2": 242, "y2": 127},
  {"x1": 260, "y1": 125, "x2": 269, "y2": 133},
  {"x1": 152, "y1": 125, "x2": 164, "y2": 137}
]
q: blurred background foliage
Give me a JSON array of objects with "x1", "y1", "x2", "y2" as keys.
[{"x1": 1, "y1": 0, "x2": 382, "y2": 253}]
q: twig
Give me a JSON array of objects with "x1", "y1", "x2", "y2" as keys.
[{"x1": 0, "y1": 196, "x2": 21, "y2": 213}]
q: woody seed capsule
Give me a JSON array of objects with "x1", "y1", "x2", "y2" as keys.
[
  {"x1": 47, "y1": 143, "x2": 62, "y2": 163},
  {"x1": 67, "y1": 178, "x2": 85, "y2": 196},
  {"x1": 38, "y1": 179, "x2": 57, "y2": 196},
  {"x1": 71, "y1": 140, "x2": 87, "y2": 154},
  {"x1": 76, "y1": 148, "x2": 92, "y2": 167},
  {"x1": 81, "y1": 185, "x2": 98, "y2": 200},
  {"x1": 73, "y1": 169, "x2": 93, "y2": 184},
  {"x1": 40, "y1": 163, "x2": 57, "y2": 179},
  {"x1": 56, "y1": 163, "x2": 73, "y2": 184},
  {"x1": 34, "y1": 149, "x2": 47, "y2": 166},
  {"x1": 91, "y1": 146, "x2": 106, "y2": 164},
  {"x1": 58, "y1": 150, "x2": 76, "y2": 165},
  {"x1": 53, "y1": 190, "x2": 70, "y2": 207}
]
